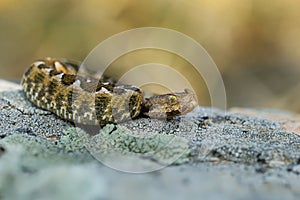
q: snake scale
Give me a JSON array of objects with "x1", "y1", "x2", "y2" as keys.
[{"x1": 21, "y1": 58, "x2": 197, "y2": 126}]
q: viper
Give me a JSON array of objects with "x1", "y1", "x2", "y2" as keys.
[{"x1": 21, "y1": 58, "x2": 197, "y2": 126}]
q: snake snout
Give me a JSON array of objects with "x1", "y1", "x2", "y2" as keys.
[{"x1": 142, "y1": 89, "x2": 198, "y2": 119}]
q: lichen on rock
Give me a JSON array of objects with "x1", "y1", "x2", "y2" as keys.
[{"x1": 86, "y1": 124, "x2": 190, "y2": 165}]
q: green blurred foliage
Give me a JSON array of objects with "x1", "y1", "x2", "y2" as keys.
[{"x1": 0, "y1": 0, "x2": 300, "y2": 111}]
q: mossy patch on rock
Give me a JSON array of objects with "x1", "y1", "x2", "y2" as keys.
[
  {"x1": 86, "y1": 124, "x2": 190, "y2": 165},
  {"x1": 0, "y1": 124, "x2": 190, "y2": 168},
  {"x1": 0, "y1": 128, "x2": 94, "y2": 168}
]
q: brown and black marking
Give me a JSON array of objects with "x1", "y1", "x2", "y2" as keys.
[{"x1": 21, "y1": 57, "x2": 198, "y2": 126}]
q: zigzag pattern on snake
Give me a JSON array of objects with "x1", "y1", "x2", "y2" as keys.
[{"x1": 21, "y1": 57, "x2": 197, "y2": 126}]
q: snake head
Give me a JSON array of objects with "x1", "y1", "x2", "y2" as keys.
[{"x1": 142, "y1": 89, "x2": 198, "y2": 119}]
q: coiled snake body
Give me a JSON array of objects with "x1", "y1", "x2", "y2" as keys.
[{"x1": 21, "y1": 58, "x2": 197, "y2": 126}]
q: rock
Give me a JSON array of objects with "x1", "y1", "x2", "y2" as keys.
[
  {"x1": 1, "y1": 80, "x2": 300, "y2": 199},
  {"x1": 292, "y1": 165, "x2": 300, "y2": 174},
  {"x1": 230, "y1": 107, "x2": 300, "y2": 135},
  {"x1": 0, "y1": 79, "x2": 21, "y2": 92}
]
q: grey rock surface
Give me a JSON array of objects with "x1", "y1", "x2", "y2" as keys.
[{"x1": 0, "y1": 85, "x2": 300, "y2": 200}]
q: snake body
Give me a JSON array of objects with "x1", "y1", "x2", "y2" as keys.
[{"x1": 21, "y1": 58, "x2": 197, "y2": 126}]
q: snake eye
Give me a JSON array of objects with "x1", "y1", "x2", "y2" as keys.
[{"x1": 168, "y1": 95, "x2": 177, "y2": 104}]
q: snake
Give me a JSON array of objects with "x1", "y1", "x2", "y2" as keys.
[{"x1": 21, "y1": 57, "x2": 197, "y2": 126}]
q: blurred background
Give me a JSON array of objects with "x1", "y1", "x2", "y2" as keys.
[{"x1": 0, "y1": 0, "x2": 300, "y2": 112}]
